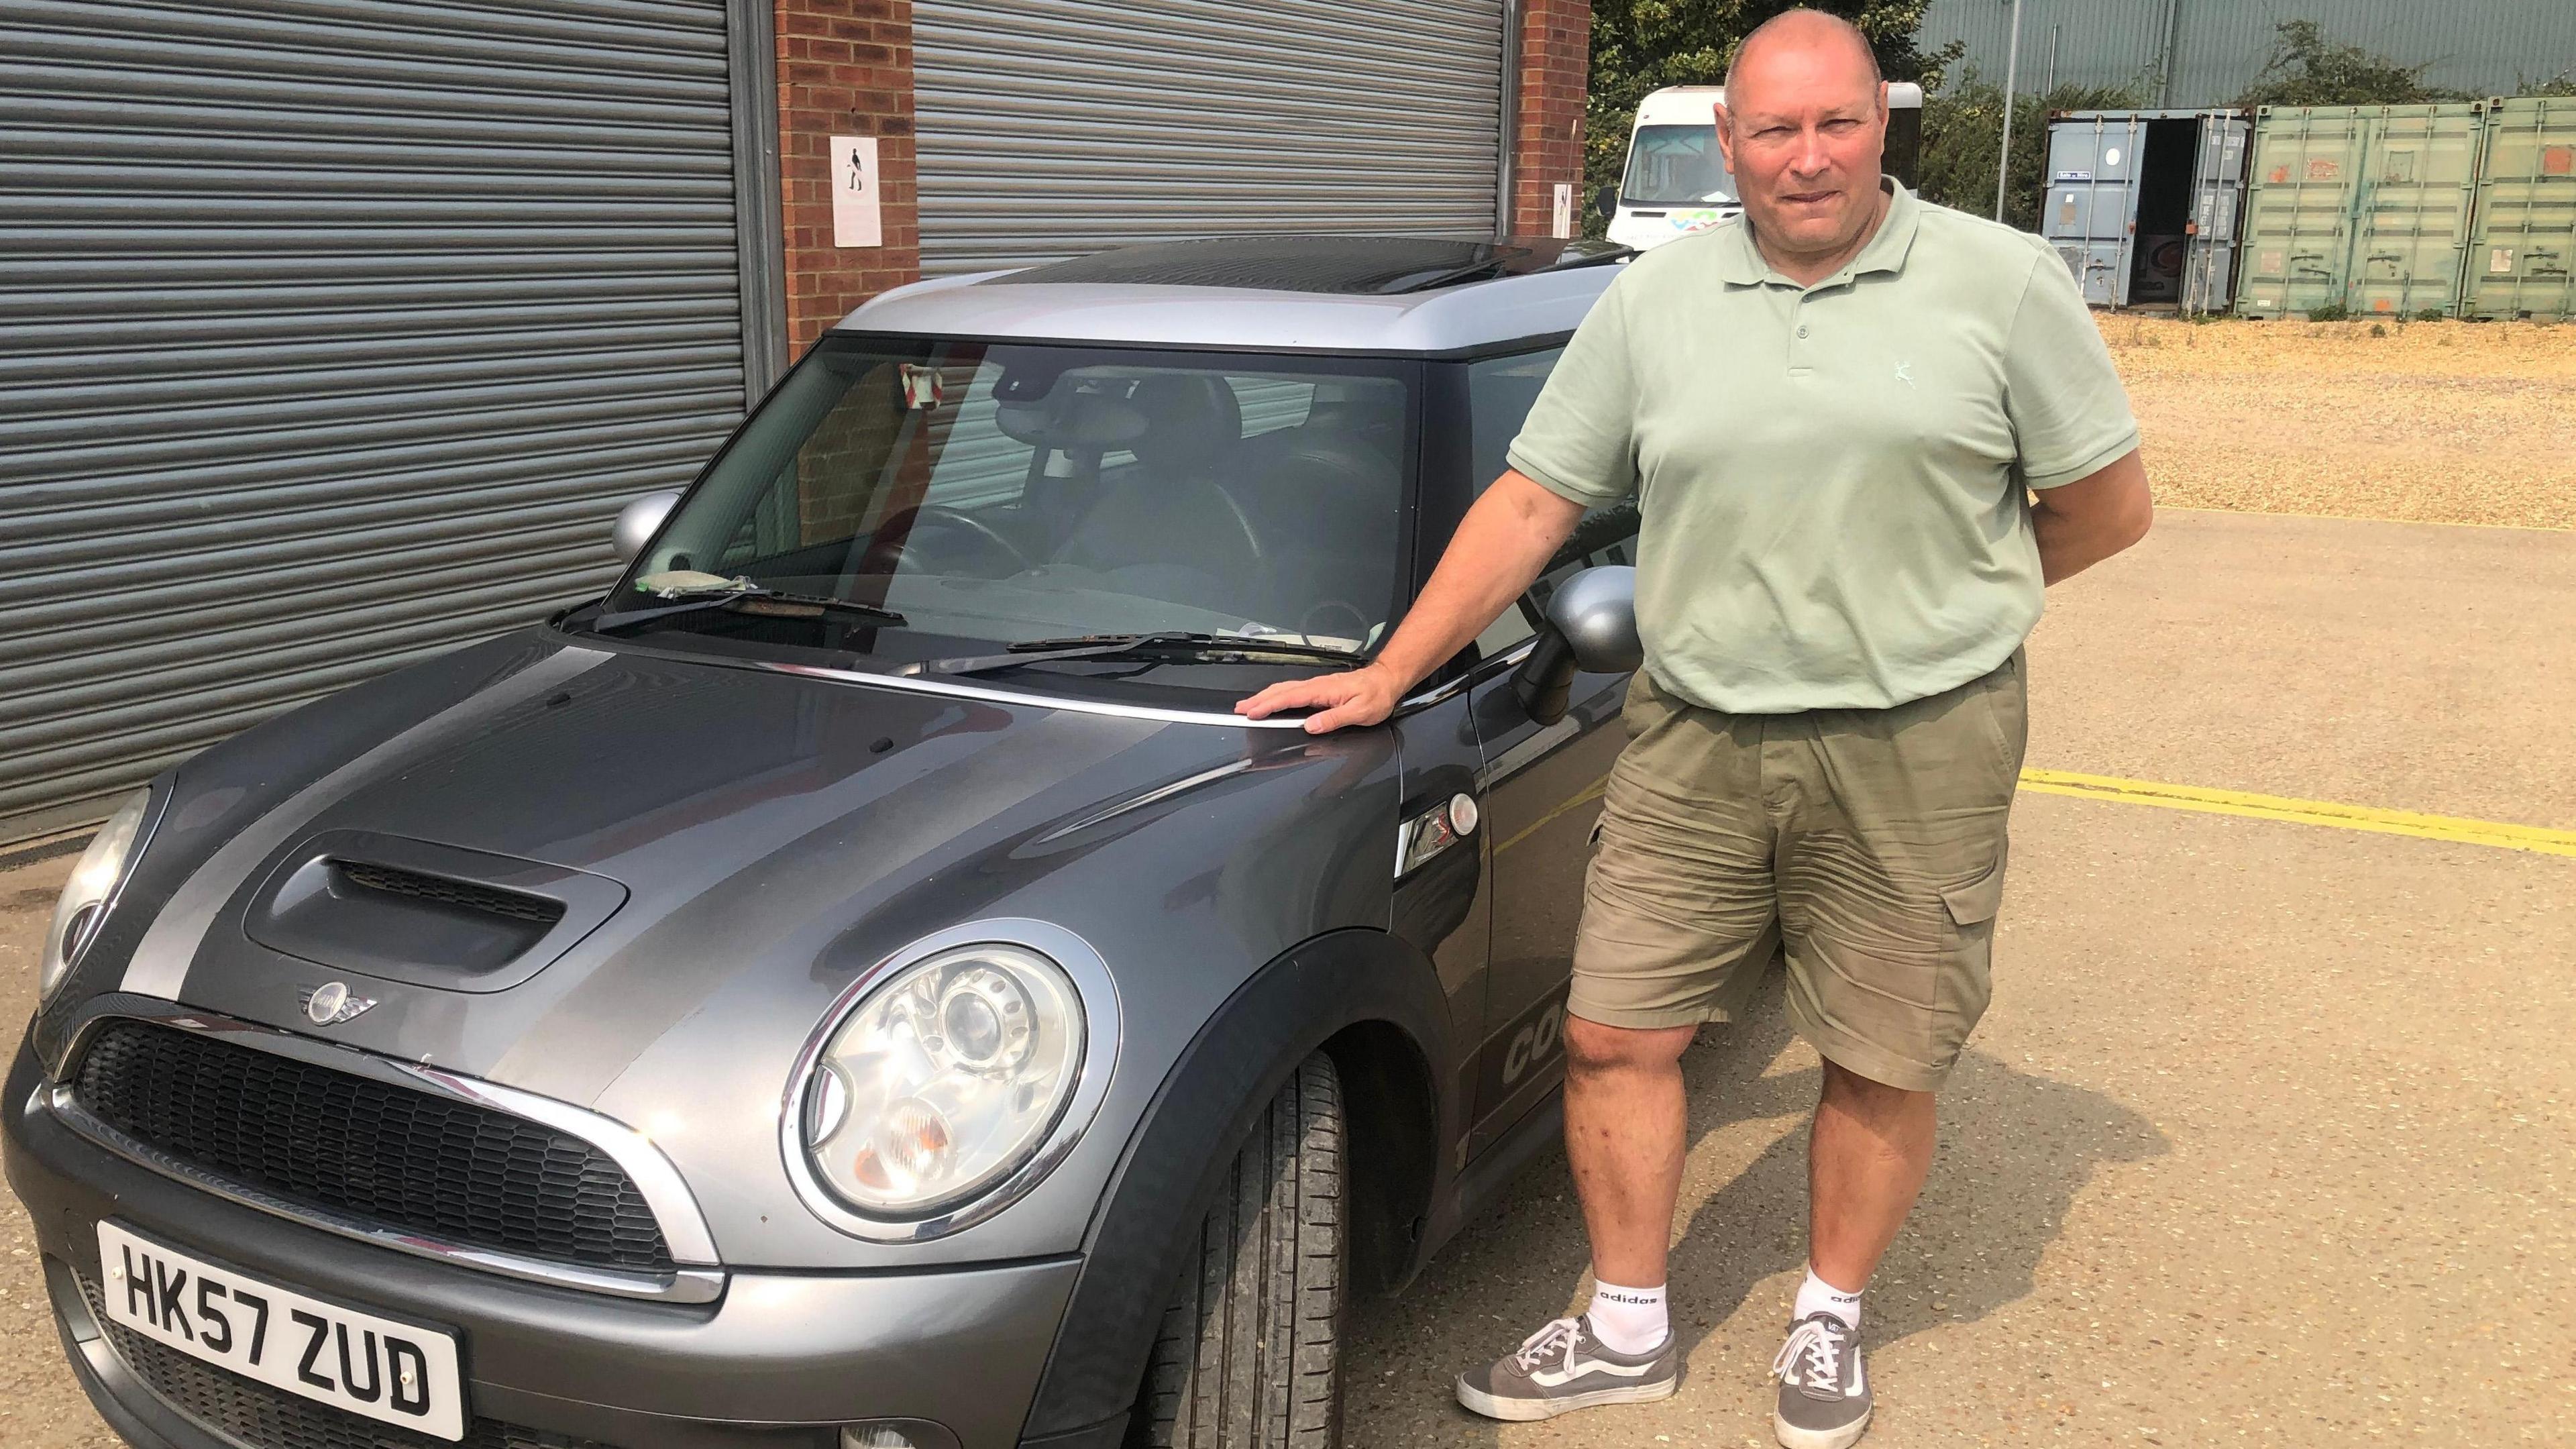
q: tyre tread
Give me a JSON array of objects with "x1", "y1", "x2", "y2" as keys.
[{"x1": 1126, "y1": 1055, "x2": 1344, "y2": 1449}]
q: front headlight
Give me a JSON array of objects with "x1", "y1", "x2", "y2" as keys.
[
  {"x1": 800, "y1": 945, "x2": 1085, "y2": 1218},
  {"x1": 39, "y1": 790, "x2": 152, "y2": 1004}
]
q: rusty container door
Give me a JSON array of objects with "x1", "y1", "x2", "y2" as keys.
[
  {"x1": 2344, "y1": 104, "x2": 2483, "y2": 318},
  {"x1": 2465, "y1": 96, "x2": 2576, "y2": 321},
  {"x1": 2181, "y1": 111, "x2": 2250, "y2": 315},
  {"x1": 2043, "y1": 113, "x2": 2151, "y2": 306},
  {"x1": 2237, "y1": 106, "x2": 2367, "y2": 317}
]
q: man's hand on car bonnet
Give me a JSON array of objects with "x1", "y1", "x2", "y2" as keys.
[{"x1": 1236, "y1": 663, "x2": 1404, "y2": 734}]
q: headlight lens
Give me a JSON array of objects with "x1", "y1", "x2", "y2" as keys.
[
  {"x1": 802, "y1": 945, "x2": 1084, "y2": 1217},
  {"x1": 39, "y1": 790, "x2": 151, "y2": 1004}
]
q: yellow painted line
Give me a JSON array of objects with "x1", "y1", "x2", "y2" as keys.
[
  {"x1": 2019, "y1": 768, "x2": 2576, "y2": 857},
  {"x1": 1495, "y1": 777, "x2": 1609, "y2": 855},
  {"x1": 1486, "y1": 766, "x2": 2575, "y2": 860}
]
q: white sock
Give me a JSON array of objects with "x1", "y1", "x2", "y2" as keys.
[
  {"x1": 1794, "y1": 1265, "x2": 1864, "y2": 1330},
  {"x1": 1584, "y1": 1278, "x2": 1669, "y2": 1354}
]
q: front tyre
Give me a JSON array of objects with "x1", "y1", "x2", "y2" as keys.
[{"x1": 1127, "y1": 1054, "x2": 1346, "y2": 1448}]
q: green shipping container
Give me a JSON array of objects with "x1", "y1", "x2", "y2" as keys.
[
  {"x1": 2237, "y1": 103, "x2": 2484, "y2": 319},
  {"x1": 2465, "y1": 97, "x2": 2576, "y2": 321}
]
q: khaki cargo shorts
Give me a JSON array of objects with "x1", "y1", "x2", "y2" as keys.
[{"x1": 1569, "y1": 653, "x2": 2027, "y2": 1091}]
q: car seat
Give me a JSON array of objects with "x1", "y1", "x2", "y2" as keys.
[
  {"x1": 1051, "y1": 376, "x2": 1266, "y2": 609},
  {"x1": 1228, "y1": 413, "x2": 1402, "y2": 640}
]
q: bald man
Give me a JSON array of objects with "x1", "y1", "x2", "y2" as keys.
[{"x1": 1239, "y1": 7, "x2": 2149, "y2": 1445}]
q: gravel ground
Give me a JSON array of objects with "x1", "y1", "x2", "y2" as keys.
[{"x1": 2102, "y1": 316, "x2": 2576, "y2": 531}]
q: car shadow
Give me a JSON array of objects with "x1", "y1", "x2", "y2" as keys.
[{"x1": 1342, "y1": 972, "x2": 2169, "y2": 1444}]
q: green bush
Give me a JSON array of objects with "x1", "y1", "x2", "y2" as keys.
[
  {"x1": 2307, "y1": 302, "x2": 2351, "y2": 322},
  {"x1": 2237, "y1": 20, "x2": 2473, "y2": 108}
]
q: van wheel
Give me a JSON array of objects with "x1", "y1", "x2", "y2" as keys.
[{"x1": 1126, "y1": 1054, "x2": 1345, "y2": 1448}]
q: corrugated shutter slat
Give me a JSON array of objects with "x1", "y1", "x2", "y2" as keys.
[
  {"x1": 914, "y1": 0, "x2": 1507, "y2": 275},
  {"x1": 0, "y1": 0, "x2": 751, "y2": 844}
]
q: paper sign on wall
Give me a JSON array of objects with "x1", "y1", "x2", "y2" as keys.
[
  {"x1": 833, "y1": 136, "x2": 882, "y2": 248},
  {"x1": 1552, "y1": 182, "x2": 1573, "y2": 239}
]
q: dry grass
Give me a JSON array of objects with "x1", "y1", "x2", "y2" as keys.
[{"x1": 2098, "y1": 315, "x2": 2576, "y2": 531}]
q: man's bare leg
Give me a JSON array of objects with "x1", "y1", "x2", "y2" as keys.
[
  {"x1": 1762, "y1": 1061, "x2": 1937, "y2": 1446},
  {"x1": 1564, "y1": 1014, "x2": 1700, "y2": 1287},
  {"x1": 1807, "y1": 1057, "x2": 1936, "y2": 1293},
  {"x1": 1454, "y1": 1008, "x2": 1698, "y2": 1419}
]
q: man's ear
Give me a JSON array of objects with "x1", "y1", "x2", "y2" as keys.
[{"x1": 1712, "y1": 101, "x2": 1735, "y2": 171}]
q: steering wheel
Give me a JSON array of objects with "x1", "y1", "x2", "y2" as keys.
[
  {"x1": 911, "y1": 505, "x2": 1032, "y2": 572},
  {"x1": 863, "y1": 504, "x2": 1033, "y2": 579},
  {"x1": 1299, "y1": 599, "x2": 1373, "y2": 642}
]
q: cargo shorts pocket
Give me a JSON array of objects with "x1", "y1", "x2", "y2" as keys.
[{"x1": 1939, "y1": 843, "x2": 2010, "y2": 929}]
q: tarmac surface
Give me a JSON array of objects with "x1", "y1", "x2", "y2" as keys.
[{"x1": 5, "y1": 507, "x2": 2573, "y2": 1448}]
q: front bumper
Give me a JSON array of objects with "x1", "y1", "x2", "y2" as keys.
[{"x1": 5, "y1": 1038, "x2": 1081, "y2": 1449}]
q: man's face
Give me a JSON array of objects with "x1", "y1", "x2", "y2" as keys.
[{"x1": 1713, "y1": 37, "x2": 1888, "y2": 259}]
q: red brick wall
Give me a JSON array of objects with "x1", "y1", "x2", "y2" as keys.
[
  {"x1": 775, "y1": 0, "x2": 922, "y2": 355},
  {"x1": 1510, "y1": 0, "x2": 1593, "y2": 238}
]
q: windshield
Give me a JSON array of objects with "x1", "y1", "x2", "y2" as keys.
[
  {"x1": 1621, "y1": 123, "x2": 1737, "y2": 207},
  {"x1": 610, "y1": 337, "x2": 1412, "y2": 670}
]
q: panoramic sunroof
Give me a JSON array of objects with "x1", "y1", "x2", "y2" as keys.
[{"x1": 994, "y1": 235, "x2": 1631, "y2": 296}]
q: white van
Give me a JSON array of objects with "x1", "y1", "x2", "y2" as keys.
[{"x1": 1601, "y1": 82, "x2": 1923, "y2": 251}]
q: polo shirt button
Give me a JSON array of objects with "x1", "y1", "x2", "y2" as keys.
[{"x1": 1796, "y1": 326, "x2": 1809, "y2": 338}]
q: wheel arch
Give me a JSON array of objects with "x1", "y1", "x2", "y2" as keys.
[
  {"x1": 1318, "y1": 1017, "x2": 1439, "y2": 1298},
  {"x1": 1015, "y1": 926, "x2": 1459, "y2": 1444}
]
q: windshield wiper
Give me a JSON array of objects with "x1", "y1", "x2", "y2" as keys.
[
  {"x1": 592, "y1": 586, "x2": 906, "y2": 633},
  {"x1": 898, "y1": 631, "x2": 1368, "y2": 678}
]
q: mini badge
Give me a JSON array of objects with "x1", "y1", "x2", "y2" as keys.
[{"x1": 303, "y1": 981, "x2": 377, "y2": 1026}]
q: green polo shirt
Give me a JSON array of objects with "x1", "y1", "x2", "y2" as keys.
[{"x1": 1507, "y1": 180, "x2": 2138, "y2": 713}]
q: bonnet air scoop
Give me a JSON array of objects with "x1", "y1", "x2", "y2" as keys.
[
  {"x1": 243, "y1": 830, "x2": 626, "y2": 993},
  {"x1": 331, "y1": 859, "x2": 567, "y2": 925}
]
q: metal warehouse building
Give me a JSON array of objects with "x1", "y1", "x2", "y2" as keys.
[
  {"x1": 0, "y1": 0, "x2": 1589, "y2": 846},
  {"x1": 1922, "y1": 0, "x2": 2576, "y2": 109}
]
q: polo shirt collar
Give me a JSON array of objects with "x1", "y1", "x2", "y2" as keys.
[{"x1": 1715, "y1": 178, "x2": 1922, "y2": 287}]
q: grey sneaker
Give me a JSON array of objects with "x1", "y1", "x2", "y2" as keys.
[
  {"x1": 1771, "y1": 1312, "x2": 1870, "y2": 1448},
  {"x1": 1455, "y1": 1313, "x2": 1680, "y2": 1421}
]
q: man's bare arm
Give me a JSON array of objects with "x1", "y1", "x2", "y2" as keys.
[
  {"x1": 1236, "y1": 470, "x2": 1587, "y2": 733},
  {"x1": 2033, "y1": 447, "x2": 2153, "y2": 586}
]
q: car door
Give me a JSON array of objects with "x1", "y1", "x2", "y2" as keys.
[{"x1": 1450, "y1": 347, "x2": 1644, "y2": 1152}]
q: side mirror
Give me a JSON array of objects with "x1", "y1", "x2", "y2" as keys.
[
  {"x1": 610, "y1": 490, "x2": 682, "y2": 565},
  {"x1": 1511, "y1": 566, "x2": 1642, "y2": 724},
  {"x1": 1593, "y1": 184, "x2": 1618, "y2": 220}
]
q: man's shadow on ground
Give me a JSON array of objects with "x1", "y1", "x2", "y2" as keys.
[{"x1": 1343, "y1": 972, "x2": 2169, "y2": 1441}]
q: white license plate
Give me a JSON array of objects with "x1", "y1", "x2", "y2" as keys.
[{"x1": 97, "y1": 1222, "x2": 466, "y2": 1440}]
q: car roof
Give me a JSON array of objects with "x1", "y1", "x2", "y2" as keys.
[{"x1": 832, "y1": 235, "x2": 1629, "y2": 357}]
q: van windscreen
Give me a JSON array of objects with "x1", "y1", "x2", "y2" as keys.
[{"x1": 1622, "y1": 125, "x2": 1736, "y2": 207}]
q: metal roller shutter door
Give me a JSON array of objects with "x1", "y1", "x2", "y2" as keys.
[
  {"x1": 916, "y1": 0, "x2": 1508, "y2": 275},
  {"x1": 0, "y1": 0, "x2": 782, "y2": 847}
]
